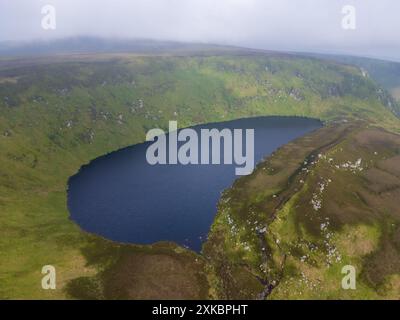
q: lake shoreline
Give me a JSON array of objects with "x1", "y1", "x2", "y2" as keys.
[{"x1": 67, "y1": 116, "x2": 322, "y2": 252}]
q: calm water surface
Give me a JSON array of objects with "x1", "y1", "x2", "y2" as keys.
[{"x1": 68, "y1": 117, "x2": 321, "y2": 251}]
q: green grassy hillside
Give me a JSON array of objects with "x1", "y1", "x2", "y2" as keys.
[
  {"x1": 308, "y1": 54, "x2": 400, "y2": 103},
  {"x1": 0, "y1": 51, "x2": 399, "y2": 299},
  {"x1": 204, "y1": 122, "x2": 400, "y2": 299}
]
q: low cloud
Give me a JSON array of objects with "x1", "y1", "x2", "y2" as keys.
[{"x1": 0, "y1": 0, "x2": 399, "y2": 60}]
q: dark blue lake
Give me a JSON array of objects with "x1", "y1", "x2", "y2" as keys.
[{"x1": 68, "y1": 117, "x2": 321, "y2": 251}]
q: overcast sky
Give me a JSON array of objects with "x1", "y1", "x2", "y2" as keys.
[{"x1": 1, "y1": 0, "x2": 399, "y2": 60}]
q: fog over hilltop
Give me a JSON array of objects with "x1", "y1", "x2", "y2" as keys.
[{"x1": 0, "y1": 0, "x2": 399, "y2": 61}]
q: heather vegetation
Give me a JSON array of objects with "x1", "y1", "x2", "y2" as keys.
[{"x1": 0, "y1": 50, "x2": 399, "y2": 299}]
